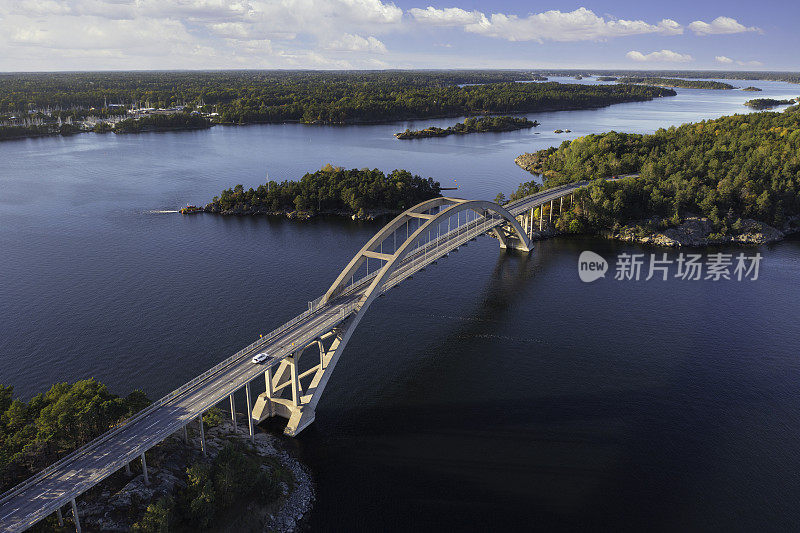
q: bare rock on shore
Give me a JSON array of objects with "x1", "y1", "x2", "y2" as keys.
[
  {"x1": 602, "y1": 217, "x2": 785, "y2": 247},
  {"x1": 75, "y1": 419, "x2": 314, "y2": 533}
]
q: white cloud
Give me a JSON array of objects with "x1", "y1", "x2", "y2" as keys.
[
  {"x1": 408, "y1": 7, "x2": 483, "y2": 26},
  {"x1": 325, "y1": 33, "x2": 387, "y2": 53},
  {"x1": 716, "y1": 55, "x2": 763, "y2": 67},
  {"x1": 0, "y1": 0, "x2": 404, "y2": 69},
  {"x1": 688, "y1": 16, "x2": 759, "y2": 36},
  {"x1": 411, "y1": 6, "x2": 683, "y2": 42},
  {"x1": 626, "y1": 49, "x2": 693, "y2": 63}
]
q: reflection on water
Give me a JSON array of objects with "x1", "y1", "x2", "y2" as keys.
[{"x1": 1, "y1": 78, "x2": 800, "y2": 530}]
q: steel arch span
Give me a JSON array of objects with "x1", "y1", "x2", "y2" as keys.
[{"x1": 252, "y1": 197, "x2": 532, "y2": 435}]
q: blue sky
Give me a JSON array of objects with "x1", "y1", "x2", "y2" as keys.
[{"x1": 0, "y1": 0, "x2": 796, "y2": 71}]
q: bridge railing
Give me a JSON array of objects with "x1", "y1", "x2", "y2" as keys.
[{"x1": 0, "y1": 288, "x2": 331, "y2": 507}]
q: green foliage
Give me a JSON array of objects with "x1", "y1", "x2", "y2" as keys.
[
  {"x1": 511, "y1": 107, "x2": 800, "y2": 231},
  {"x1": 207, "y1": 166, "x2": 441, "y2": 215},
  {"x1": 744, "y1": 98, "x2": 796, "y2": 109},
  {"x1": 132, "y1": 497, "x2": 174, "y2": 533},
  {"x1": 0, "y1": 379, "x2": 150, "y2": 493},
  {"x1": 396, "y1": 115, "x2": 538, "y2": 139},
  {"x1": 617, "y1": 77, "x2": 735, "y2": 90},
  {"x1": 201, "y1": 407, "x2": 223, "y2": 428},
  {"x1": 0, "y1": 71, "x2": 674, "y2": 125},
  {"x1": 132, "y1": 440, "x2": 291, "y2": 531},
  {"x1": 114, "y1": 113, "x2": 211, "y2": 133}
]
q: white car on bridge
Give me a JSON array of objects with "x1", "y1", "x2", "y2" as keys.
[{"x1": 251, "y1": 351, "x2": 271, "y2": 364}]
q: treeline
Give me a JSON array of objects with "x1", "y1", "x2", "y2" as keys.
[
  {"x1": 744, "y1": 98, "x2": 796, "y2": 109},
  {"x1": 540, "y1": 70, "x2": 800, "y2": 84},
  {"x1": 511, "y1": 107, "x2": 800, "y2": 232},
  {"x1": 618, "y1": 77, "x2": 735, "y2": 90},
  {"x1": 0, "y1": 71, "x2": 674, "y2": 125},
  {"x1": 114, "y1": 113, "x2": 212, "y2": 133},
  {"x1": 0, "y1": 71, "x2": 550, "y2": 114},
  {"x1": 206, "y1": 165, "x2": 441, "y2": 216},
  {"x1": 0, "y1": 380, "x2": 150, "y2": 493},
  {"x1": 395, "y1": 115, "x2": 537, "y2": 139},
  {"x1": 0, "y1": 123, "x2": 80, "y2": 141},
  {"x1": 132, "y1": 440, "x2": 290, "y2": 532}
]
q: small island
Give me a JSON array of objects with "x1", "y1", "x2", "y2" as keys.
[
  {"x1": 618, "y1": 77, "x2": 735, "y2": 90},
  {"x1": 744, "y1": 98, "x2": 797, "y2": 109},
  {"x1": 395, "y1": 116, "x2": 538, "y2": 140},
  {"x1": 204, "y1": 165, "x2": 441, "y2": 220},
  {"x1": 113, "y1": 113, "x2": 212, "y2": 134},
  {"x1": 597, "y1": 76, "x2": 618, "y2": 82},
  {"x1": 742, "y1": 86, "x2": 763, "y2": 91}
]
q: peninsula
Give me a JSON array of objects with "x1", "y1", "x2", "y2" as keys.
[
  {"x1": 510, "y1": 105, "x2": 800, "y2": 246},
  {"x1": 204, "y1": 165, "x2": 442, "y2": 220},
  {"x1": 0, "y1": 71, "x2": 675, "y2": 140},
  {"x1": 395, "y1": 116, "x2": 538, "y2": 139},
  {"x1": 617, "y1": 77, "x2": 735, "y2": 90}
]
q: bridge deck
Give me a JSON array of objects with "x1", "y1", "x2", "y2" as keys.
[{"x1": 0, "y1": 179, "x2": 601, "y2": 532}]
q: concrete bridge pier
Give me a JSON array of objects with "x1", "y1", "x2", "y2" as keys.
[
  {"x1": 245, "y1": 381, "x2": 254, "y2": 442},
  {"x1": 141, "y1": 453, "x2": 149, "y2": 485},
  {"x1": 56, "y1": 507, "x2": 63, "y2": 527},
  {"x1": 71, "y1": 498, "x2": 81, "y2": 533},
  {"x1": 198, "y1": 413, "x2": 206, "y2": 456},
  {"x1": 229, "y1": 393, "x2": 237, "y2": 432}
]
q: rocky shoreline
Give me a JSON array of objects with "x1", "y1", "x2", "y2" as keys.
[
  {"x1": 201, "y1": 204, "x2": 401, "y2": 221},
  {"x1": 74, "y1": 416, "x2": 313, "y2": 532},
  {"x1": 525, "y1": 215, "x2": 800, "y2": 247}
]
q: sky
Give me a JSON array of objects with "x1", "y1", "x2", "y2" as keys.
[{"x1": 0, "y1": 0, "x2": 797, "y2": 72}]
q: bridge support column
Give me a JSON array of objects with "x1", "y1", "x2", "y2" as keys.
[
  {"x1": 245, "y1": 382, "x2": 254, "y2": 442},
  {"x1": 539, "y1": 205, "x2": 543, "y2": 230},
  {"x1": 71, "y1": 498, "x2": 81, "y2": 533},
  {"x1": 141, "y1": 453, "x2": 149, "y2": 485},
  {"x1": 198, "y1": 414, "x2": 206, "y2": 456},
  {"x1": 183, "y1": 424, "x2": 188, "y2": 444},
  {"x1": 265, "y1": 367, "x2": 273, "y2": 398},
  {"x1": 560, "y1": 196, "x2": 563, "y2": 215},
  {"x1": 529, "y1": 207, "x2": 534, "y2": 237},
  {"x1": 124, "y1": 462, "x2": 131, "y2": 476},
  {"x1": 549, "y1": 199, "x2": 553, "y2": 223},
  {"x1": 56, "y1": 507, "x2": 63, "y2": 527},
  {"x1": 229, "y1": 393, "x2": 237, "y2": 432}
]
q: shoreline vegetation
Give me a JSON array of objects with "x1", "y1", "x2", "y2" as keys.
[
  {"x1": 744, "y1": 97, "x2": 797, "y2": 109},
  {"x1": 203, "y1": 165, "x2": 442, "y2": 220},
  {"x1": 617, "y1": 77, "x2": 735, "y2": 90},
  {"x1": 0, "y1": 380, "x2": 311, "y2": 532},
  {"x1": 1, "y1": 71, "x2": 675, "y2": 141},
  {"x1": 395, "y1": 116, "x2": 538, "y2": 139},
  {"x1": 510, "y1": 105, "x2": 800, "y2": 246}
]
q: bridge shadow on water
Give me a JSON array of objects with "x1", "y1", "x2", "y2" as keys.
[{"x1": 274, "y1": 235, "x2": 786, "y2": 532}]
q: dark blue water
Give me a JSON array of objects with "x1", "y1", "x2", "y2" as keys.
[{"x1": 2, "y1": 78, "x2": 800, "y2": 531}]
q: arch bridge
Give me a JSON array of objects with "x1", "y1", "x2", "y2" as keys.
[{"x1": 0, "y1": 179, "x2": 595, "y2": 533}]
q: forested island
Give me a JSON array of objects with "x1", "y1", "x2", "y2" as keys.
[
  {"x1": 597, "y1": 76, "x2": 618, "y2": 82},
  {"x1": 743, "y1": 86, "x2": 763, "y2": 91},
  {"x1": 510, "y1": 105, "x2": 800, "y2": 245},
  {"x1": 113, "y1": 113, "x2": 212, "y2": 133},
  {"x1": 204, "y1": 165, "x2": 442, "y2": 219},
  {"x1": 617, "y1": 77, "x2": 735, "y2": 90},
  {"x1": 744, "y1": 98, "x2": 796, "y2": 109},
  {"x1": 395, "y1": 116, "x2": 538, "y2": 139},
  {"x1": 0, "y1": 380, "x2": 309, "y2": 531}
]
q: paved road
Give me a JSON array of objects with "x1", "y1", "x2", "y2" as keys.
[{"x1": 0, "y1": 180, "x2": 598, "y2": 532}]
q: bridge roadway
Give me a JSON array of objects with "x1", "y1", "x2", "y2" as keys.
[{"x1": 0, "y1": 179, "x2": 596, "y2": 532}]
